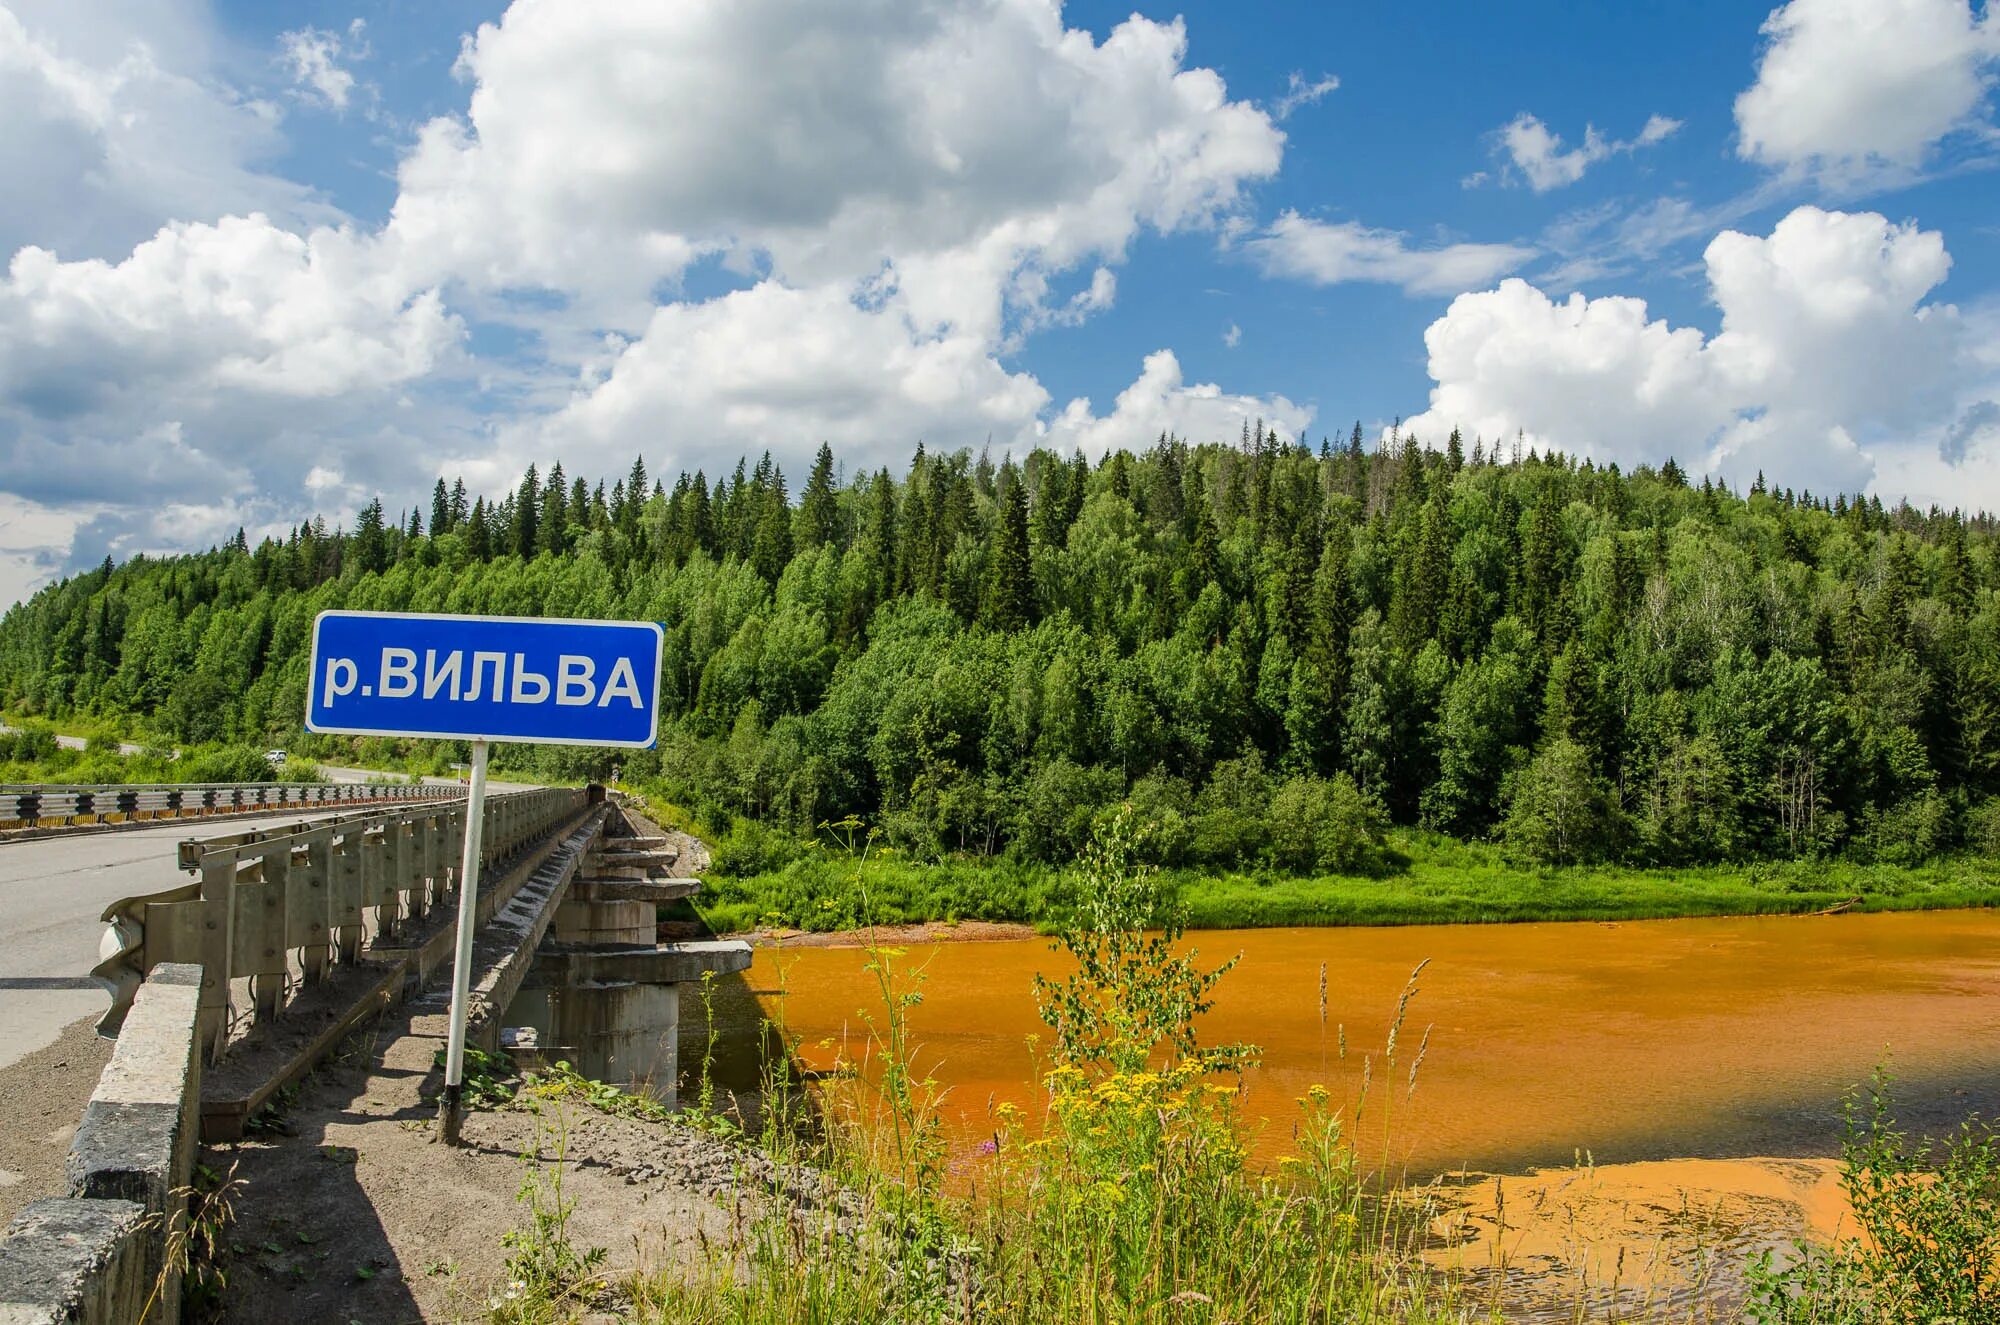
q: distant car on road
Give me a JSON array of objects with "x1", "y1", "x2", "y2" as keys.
[{"x1": 264, "y1": 748, "x2": 287, "y2": 766}]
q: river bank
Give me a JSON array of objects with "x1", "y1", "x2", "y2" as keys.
[{"x1": 693, "y1": 834, "x2": 2000, "y2": 935}]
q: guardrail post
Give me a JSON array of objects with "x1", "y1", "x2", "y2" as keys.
[
  {"x1": 333, "y1": 824, "x2": 364, "y2": 966},
  {"x1": 417, "y1": 810, "x2": 440, "y2": 919},
  {"x1": 380, "y1": 817, "x2": 407, "y2": 940},
  {"x1": 297, "y1": 832, "x2": 332, "y2": 985},
  {"x1": 198, "y1": 853, "x2": 235, "y2": 1061},
  {"x1": 247, "y1": 846, "x2": 288, "y2": 1023}
]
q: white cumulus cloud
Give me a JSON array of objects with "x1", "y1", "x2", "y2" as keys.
[
  {"x1": 1736, "y1": 0, "x2": 2000, "y2": 177},
  {"x1": 1402, "y1": 206, "x2": 1989, "y2": 503},
  {"x1": 279, "y1": 20, "x2": 368, "y2": 112},
  {"x1": 386, "y1": 0, "x2": 1283, "y2": 339},
  {"x1": 1046, "y1": 349, "x2": 1312, "y2": 457},
  {"x1": 1493, "y1": 112, "x2": 1683, "y2": 191}
]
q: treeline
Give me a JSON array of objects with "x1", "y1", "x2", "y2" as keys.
[{"x1": 3, "y1": 428, "x2": 1998, "y2": 869}]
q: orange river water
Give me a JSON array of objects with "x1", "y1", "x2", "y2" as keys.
[{"x1": 717, "y1": 909, "x2": 2000, "y2": 1179}]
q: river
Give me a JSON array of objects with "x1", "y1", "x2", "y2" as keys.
[
  {"x1": 743, "y1": 909, "x2": 2000, "y2": 1176},
  {"x1": 715, "y1": 908, "x2": 2000, "y2": 1318}
]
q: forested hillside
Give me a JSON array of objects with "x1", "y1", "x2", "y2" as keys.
[{"x1": 3, "y1": 429, "x2": 1997, "y2": 869}]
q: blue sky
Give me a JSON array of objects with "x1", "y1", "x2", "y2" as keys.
[{"x1": 2, "y1": 0, "x2": 1998, "y2": 602}]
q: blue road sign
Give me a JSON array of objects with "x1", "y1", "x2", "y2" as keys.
[{"x1": 306, "y1": 610, "x2": 663, "y2": 747}]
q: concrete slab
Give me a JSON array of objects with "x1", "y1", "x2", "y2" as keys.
[
  {"x1": 570, "y1": 877, "x2": 699, "y2": 903},
  {"x1": 0, "y1": 1198, "x2": 149, "y2": 1325},
  {"x1": 530, "y1": 941, "x2": 752, "y2": 988}
]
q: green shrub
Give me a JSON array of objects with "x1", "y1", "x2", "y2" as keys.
[
  {"x1": 707, "y1": 818, "x2": 804, "y2": 876},
  {"x1": 65, "y1": 756, "x2": 131, "y2": 785},
  {"x1": 1012, "y1": 759, "x2": 1121, "y2": 861},
  {"x1": 1122, "y1": 773, "x2": 1194, "y2": 865},
  {"x1": 1969, "y1": 797, "x2": 2000, "y2": 856},
  {"x1": 1265, "y1": 773, "x2": 1395, "y2": 875},
  {"x1": 1860, "y1": 790, "x2": 1949, "y2": 865},
  {"x1": 1745, "y1": 1074, "x2": 1999, "y2": 1323},
  {"x1": 1500, "y1": 737, "x2": 1622, "y2": 866},
  {"x1": 181, "y1": 745, "x2": 277, "y2": 784},
  {"x1": 12, "y1": 728, "x2": 58, "y2": 763}
]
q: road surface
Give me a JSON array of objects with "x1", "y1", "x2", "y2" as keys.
[
  {"x1": 0, "y1": 723, "x2": 146, "y2": 757},
  {"x1": 0, "y1": 813, "x2": 306, "y2": 1070},
  {"x1": 0, "y1": 772, "x2": 536, "y2": 1070}
]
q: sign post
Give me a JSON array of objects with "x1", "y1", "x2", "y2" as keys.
[
  {"x1": 440, "y1": 736, "x2": 488, "y2": 1141},
  {"x1": 306, "y1": 610, "x2": 663, "y2": 1143}
]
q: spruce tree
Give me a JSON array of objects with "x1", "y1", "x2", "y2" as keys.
[
  {"x1": 514, "y1": 465, "x2": 540, "y2": 558},
  {"x1": 466, "y1": 498, "x2": 491, "y2": 560},
  {"x1": 797, "y1": 442, "x2": 839, "y2": 551},
  {"x1": 538, "y1": 462, "x2": 568, "y2": 557},
  {"x1": 986, "y1": 471, "x2": 1032, "y2": 630},
  {"x1": 353, "y1": 499, "x2": 388, "y2": 576}
]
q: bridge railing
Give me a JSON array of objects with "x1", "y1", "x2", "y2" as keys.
[
  {"x1": 0, "y1": 778, "x2": 457, "y2": 830},
  {"x1": 92, "y1": 787, "x2": 588, "y2": 1057}
]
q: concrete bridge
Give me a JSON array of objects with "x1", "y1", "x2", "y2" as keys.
[{"x1": 0, "y1": 781, "x2": 748, "y2": 1322}]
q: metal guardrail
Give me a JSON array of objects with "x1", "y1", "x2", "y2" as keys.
[
  {"x1": 92, "y1": 787, "x2": 588, "y2": 1056},
  {"x1": 0, "y1": 778, "x2": 455, "y2": 829}
]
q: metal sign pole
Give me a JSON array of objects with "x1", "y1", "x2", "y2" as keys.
[{"x1": 439, "y1": 737, "x2": 490, "y2": 1144}]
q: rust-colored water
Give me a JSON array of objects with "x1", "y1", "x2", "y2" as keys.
[{"x1": 738, "y1": 910, "x2": 2000, "y2": 1177}]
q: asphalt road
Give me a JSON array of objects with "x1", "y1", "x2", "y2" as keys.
[
  {"x1": 0, "y1": 774, "x2": 533, "y2": 1071},
  {"x1": 0, "y1": 814, "x2": 234, "y2": 1069},
  {"x1": 0, "y1": 722, "x2": 145, "y2": 757}
]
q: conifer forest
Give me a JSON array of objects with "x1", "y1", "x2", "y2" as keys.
[{"x1": 3, "y1": 428, "x2": 1996, "y2": 872}]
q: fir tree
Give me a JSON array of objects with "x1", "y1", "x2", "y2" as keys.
[
  {"x1": 986, "y1": 470, "x2": 1032, "y2": 630},
  {"x1": 797, "y1": 442, "x2": 839, "y2": 551}
]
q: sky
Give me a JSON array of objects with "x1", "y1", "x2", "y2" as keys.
[{"x1": 2, "y1": 0, "x2": 1999, "y2": 604}]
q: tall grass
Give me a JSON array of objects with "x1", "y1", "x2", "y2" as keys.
[{"x1": 622, "y1": 809, "x2": 1464, "y2": 1324}]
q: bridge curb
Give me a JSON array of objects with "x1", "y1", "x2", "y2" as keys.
[{"x1": 0, "y1": 964, "x2": 201, "y2": 1324}]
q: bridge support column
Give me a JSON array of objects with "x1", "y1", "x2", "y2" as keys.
[{"x1": 505, "y1": 829, "x2": 748, "y2": 1108}]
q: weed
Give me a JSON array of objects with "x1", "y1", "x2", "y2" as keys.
[
  {"x1": 1744, "y1": 1070, "x2": 2000, "y2": 1323},
  {"x1": 490, "y1": 1103, "x2": 609, "y2": 1323},
  {"x1": 434, "y1": 1043, "x2": 519, "y2": 1109},
  {"x1": 146, "y1": 1158, "x2": 244, "y2": 1321}
]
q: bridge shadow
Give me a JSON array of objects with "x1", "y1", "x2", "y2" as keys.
[{"x1": 202, "y1": 1003, "x2": 443, "y2": 1324}]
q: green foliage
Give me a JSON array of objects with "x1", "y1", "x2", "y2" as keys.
[
  {"x1": 1745, "y1": 1073, "x2": 2000, "y2": 1324},
  {"x1": 704, "y1": 832, "x2": 2000, "y2": 934},
  {"x1": 181, "y1": 744, "x2": 278, "y2": 785},
  {"x1": 1265, "y1": 771, "x2": 1394, "y2": 874},
  {"x1": 1033, "y1": 807, "x2": 1248, "y2": 1075},
  {"x1": 1500, "y1": 737, "x2": 1622, "y2": 865},
  {"x1": 3, "y1": 440, "x2": 1998, "y2": 873}
]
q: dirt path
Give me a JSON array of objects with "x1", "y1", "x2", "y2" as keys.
[
  {"x1": 0, "y1": 1014, "x2": 113, "y2": 1226},
  {"x1": 206, "y1": 992, "x2": 776, "y2": 1324}
]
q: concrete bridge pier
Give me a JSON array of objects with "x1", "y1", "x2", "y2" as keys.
[{"x1": 504, "y1": 832, "x2": 749, "y2": 1107}]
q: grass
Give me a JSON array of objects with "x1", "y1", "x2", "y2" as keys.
[
  {"x1": 489, "y1": 810, "x2": 1469, "y2": 1325},
  {"x1": 1743, "y1": 1071, "x2": 2000, "y2": 1323},
  {"x1": 693, "y1": 828, "x2": 2000, "y2": 935}
]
